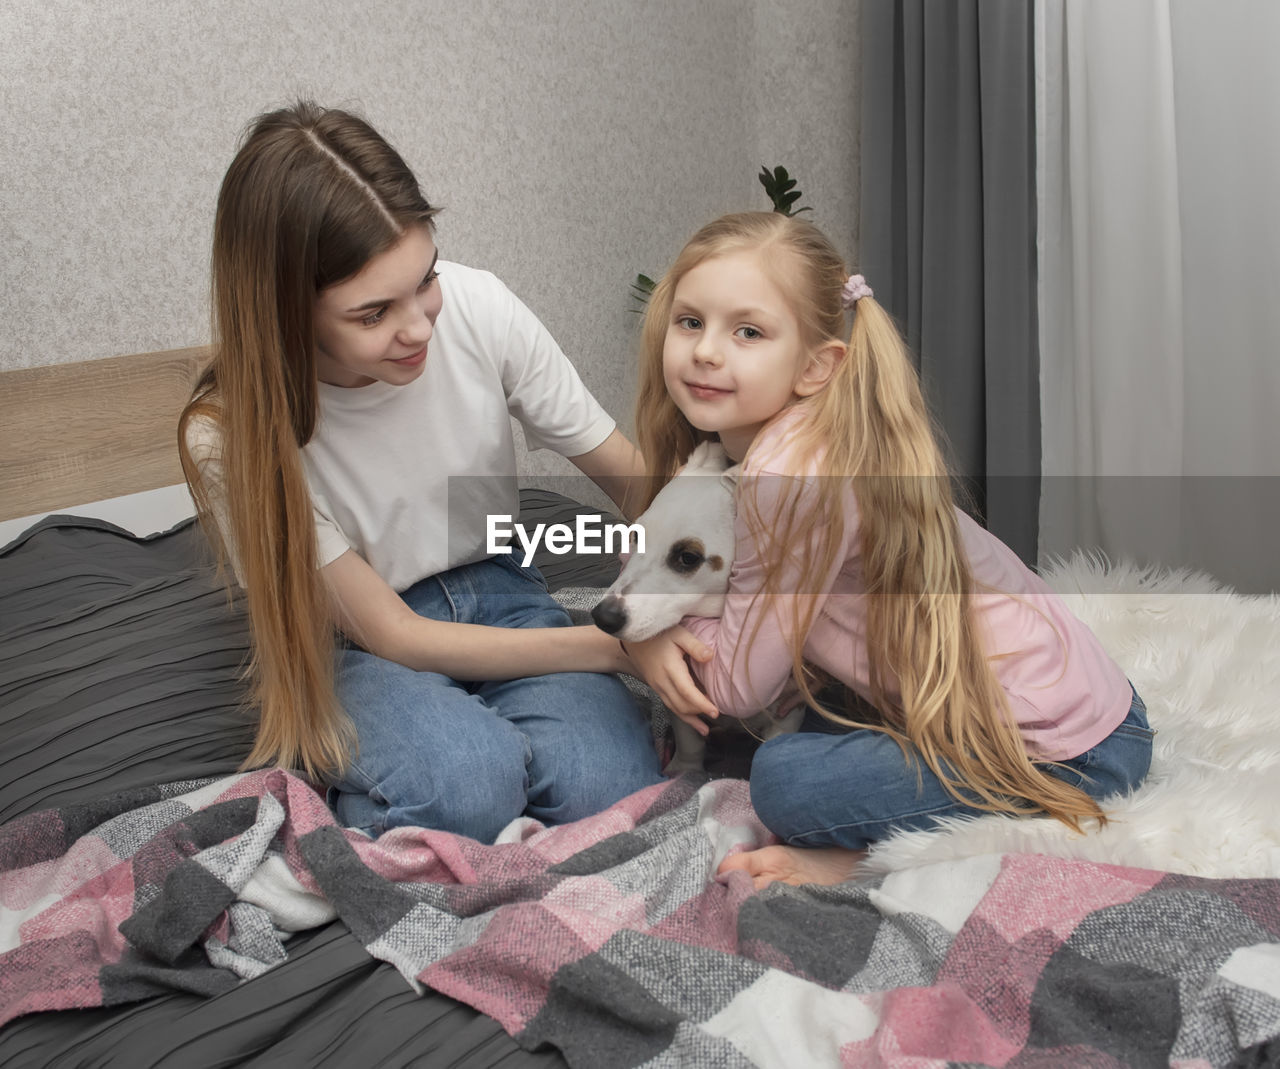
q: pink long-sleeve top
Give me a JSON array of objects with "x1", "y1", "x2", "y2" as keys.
[{"x1": 683, "y1": 418, "x2": 1132, "y2": 762}]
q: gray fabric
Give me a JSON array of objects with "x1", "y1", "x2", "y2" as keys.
[
  {"x1": 0, "y1": 518, "x2": 256, "y2": 825},
  {"x1": 518, "y1": 487, "x2": 624, "y2": 589},
  {"x1": 859, "y1": 0, "x2": 1040, "y2": 565},
  {"x1": 1, "y1": 922, "x2": 567, "y2": 1069},
  {"x1": 0, "y1": 490, "x2": 622, "y2": 1069}
]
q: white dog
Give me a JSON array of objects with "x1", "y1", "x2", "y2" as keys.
[{"x1": 591, "y1": 442, "x2": 803, "y2": 774}]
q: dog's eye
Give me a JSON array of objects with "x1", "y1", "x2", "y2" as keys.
[{"x1": 668, "y1": 539, "x2": 707, "y2": 574}]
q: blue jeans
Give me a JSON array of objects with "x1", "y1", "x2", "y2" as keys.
[
  {"x1": 748, "y1": 686, "x2": 1154, "y2": 850},
  {"x1": 327, "y1": 555, "x2": 663, "y2": 842}
]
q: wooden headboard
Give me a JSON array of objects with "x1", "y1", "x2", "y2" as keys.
[{"x1": 0, "y1": 346, "x2": 213, "y2": 522}]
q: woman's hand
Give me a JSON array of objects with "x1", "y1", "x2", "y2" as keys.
[{"x1": 620, "y1": 626, "x2": 719, "y2": 733}]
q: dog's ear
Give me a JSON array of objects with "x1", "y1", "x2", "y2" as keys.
[
  {"x1": 720, "y1": 463, "x2": 741, "y2": 493},
  {"x1": 685, "y1": 441, "x2": 731, "y2": 473}
]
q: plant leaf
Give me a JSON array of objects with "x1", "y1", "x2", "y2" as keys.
[
  {"x1": 630, "y1": 272, "x2": 656, "y2": 311},
  {"x1": 759, "y1": 164, "x2": 808, "y2": 216}
]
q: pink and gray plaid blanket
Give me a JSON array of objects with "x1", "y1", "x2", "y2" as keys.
[{"x1": 3, "y1": 769, "x2": 1279, "y2": 1066}]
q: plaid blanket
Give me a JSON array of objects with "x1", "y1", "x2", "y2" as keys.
[{"x1": 3, "y1": 770, "x2": 1279, "y2": 1067}]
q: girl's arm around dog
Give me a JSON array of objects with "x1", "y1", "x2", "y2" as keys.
[{"x1": 684, "y1": 445, "x2": 852, "y2": 718}]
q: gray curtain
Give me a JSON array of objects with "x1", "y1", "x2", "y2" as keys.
[{"x1": 859, "y1": 0, "x2": 1039, "y2": 566}]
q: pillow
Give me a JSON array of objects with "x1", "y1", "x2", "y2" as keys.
[{"x1": 512, "y1": 487, "x2": 624, "y2": 591}]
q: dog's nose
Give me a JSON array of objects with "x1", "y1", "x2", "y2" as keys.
[{"x1": 591, "y1": 597, "x2": 628, "y2": 635}]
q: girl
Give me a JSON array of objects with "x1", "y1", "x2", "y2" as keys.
[
  {"x1": 179, "y1": 101, "x2": 666, "y2": 843},
  {"x1": 626, "y1": 212, "x2": 1153, "y2": 887}
]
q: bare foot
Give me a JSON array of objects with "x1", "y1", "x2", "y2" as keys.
[{"x1": 717, "y1": 845, "x2": 866, "y2": 889}]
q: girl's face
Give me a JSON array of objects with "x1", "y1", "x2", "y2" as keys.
[
  {"x1": 662, "y1": 250, "x2": 817, "y2": 461},
  {"x1": 313, "y1": 226, "x2": 442, "y2": 388}
]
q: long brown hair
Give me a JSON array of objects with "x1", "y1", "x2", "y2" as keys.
[
  {"x1": 179, "y1": 101, "x2": 439, "y2": 780},
  {"x1": 636, "y1": 212, "x2": 1105, "y2": 832}
]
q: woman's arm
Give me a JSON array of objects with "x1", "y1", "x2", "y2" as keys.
[
  {"x1": 322, "y1": 548, "x2": 631, "y2": 678},
  {"x1": 568, "y1": 427, "x2": 647, "y2": 521}
]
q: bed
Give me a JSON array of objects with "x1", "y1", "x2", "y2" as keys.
[{"x1": 2, "y1": 349, "x2": 1279, "y2": 1068}]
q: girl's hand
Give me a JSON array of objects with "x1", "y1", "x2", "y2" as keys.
[{"x1": 621, "y1": 626, "x2": 719, "y2": 733}]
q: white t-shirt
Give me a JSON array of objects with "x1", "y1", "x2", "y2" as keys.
[{"x1": 188, "y1": 261, "x2": 614, "y2": 592}]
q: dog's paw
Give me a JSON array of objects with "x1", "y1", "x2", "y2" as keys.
[
  {"x1": 663, "y1": 755, "x2": 706, "y2": 776},
  {"x1": 760, "y1": 704, "x2": 806, "y2": 740}
]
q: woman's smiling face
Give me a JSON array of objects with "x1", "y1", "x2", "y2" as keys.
[{"x1": 312, "y1": 225, "x2": 442, "y2": 388}]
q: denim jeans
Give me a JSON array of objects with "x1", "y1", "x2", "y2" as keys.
[
  {"x1": 748, "y1": 685, "x2": 1154, "y2": 850},
  {"x1": 327, "y1": 554, "x2": 663, "y2": 842}
]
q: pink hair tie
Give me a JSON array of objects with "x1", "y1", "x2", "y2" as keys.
[{"x1": 841, "y1": 274, "x2": 874, "y2": 309}]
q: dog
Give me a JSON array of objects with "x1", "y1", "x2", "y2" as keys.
[{"x1": 591, "y1": 442, "x2": 803, "y2": 774}]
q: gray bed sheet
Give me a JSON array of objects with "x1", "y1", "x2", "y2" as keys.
[{"x1": 0, "y1": 490, "x2": 623, "y2": 1068}]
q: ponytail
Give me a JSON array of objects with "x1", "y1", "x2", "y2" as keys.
[{"x1": 779, "y1": 295, "x2": 1106, "y2": 833}]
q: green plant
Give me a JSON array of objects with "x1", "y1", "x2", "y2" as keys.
[
  {"x1": 629, "y1": 273, "x2": 657, "y2": 311},
  {"x1": 631, "y1": 165, "x2": 809, "y2": 310},
  {"x1": 757, "y1": 165, "x2": 811, "y2": 217}
]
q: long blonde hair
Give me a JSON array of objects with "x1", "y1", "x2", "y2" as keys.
[
  {"x1": 636, "y1": 212, "x2": 1104, "y2": 832},
  {"x1": 179, "y1": 101, "x2": 439, "y2": 780}
]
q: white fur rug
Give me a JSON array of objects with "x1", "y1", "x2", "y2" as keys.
[{"x1": 860, "y1": 554, "x2": 1280, "y2": 881}]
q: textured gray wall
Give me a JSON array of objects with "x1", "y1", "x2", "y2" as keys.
[{"x1": 1, "y1": 0, "x2": 859, "y2": 473}]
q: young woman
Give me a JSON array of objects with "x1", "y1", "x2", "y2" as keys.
[
  {"x1": 180, "y1": 101, "x2": 664, "y2": 842},
  {"x1": 625, "y1": 212, "x2": 1153, "y2": 886}
]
